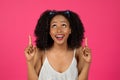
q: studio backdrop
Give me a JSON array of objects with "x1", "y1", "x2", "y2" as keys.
[{"x1": 0, "y1": 0, "x2": 120, "y2": 80}]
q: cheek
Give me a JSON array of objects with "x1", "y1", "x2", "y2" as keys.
[
  {"x1": 64, "y1": 29, "x2": 71, "y2": 34},
  {"x1": 50, "y1": 29, "x2": 55, "y2": 36}
]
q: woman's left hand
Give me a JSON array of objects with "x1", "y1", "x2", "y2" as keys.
[{"x1": 82, "y1": 38, "x2": 92, "y2": 63}]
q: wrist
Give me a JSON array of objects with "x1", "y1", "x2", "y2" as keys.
[
  {"x1": 26, "y1": 61, "x2": 34, "y2": 66},
  {"x1": 83, "y1": 57, "x2": 92, "y2": 64},
  {"x1": 83, "y1": 62, "x2": 91, "y2": 68}
]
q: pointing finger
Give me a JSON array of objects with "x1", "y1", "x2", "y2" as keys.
[
  {"x1": 29, "y1": 35, "x2": 32, "y2": 45},
  {"x1": 85, "y1": 37, "x2": 88, "y2": 47}
]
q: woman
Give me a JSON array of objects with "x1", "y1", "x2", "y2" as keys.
[{"x1": 24, "y1": 10, "x2": 91, "y2": 80}]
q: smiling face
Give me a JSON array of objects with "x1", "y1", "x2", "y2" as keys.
[{"x1": 50, "y1": 15, "x2": 71, "y2": 45}]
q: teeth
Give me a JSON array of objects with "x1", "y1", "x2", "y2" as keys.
[{"x1": 56, "y1": 34, "x2": 64, "y2": 38}]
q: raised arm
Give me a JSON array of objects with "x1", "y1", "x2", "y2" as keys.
[
  {"x1": 77, "y1": 38, "x2": 92, "y2": 80},
  {"x1": 24, "y1": 35, "x2": 42, "y2": 80}
]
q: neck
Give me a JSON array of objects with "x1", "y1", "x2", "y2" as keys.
[{"x1": 51, "y1": 43, "x2": 69, "y2": 53}]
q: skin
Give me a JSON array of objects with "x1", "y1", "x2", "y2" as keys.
[
  {"x1": 24, "y1": 15, "x2": 92, "y2": 80},
  {"x1": 50, "y1": 15, "x2": 71, "y2": 46}
]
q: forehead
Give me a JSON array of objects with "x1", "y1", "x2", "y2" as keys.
[{"x1": 50, "y1": 15, "x2": 69, "y2": 23}]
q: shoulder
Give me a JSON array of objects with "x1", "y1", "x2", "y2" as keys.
[
  {"x1": 36, "y1": 48, "x2": 45, "y2": 63},
  {"x1": 75, "y1": 46, "x2": 84, "y2": 65},
  {"x1": 75, "y1": 47, "x2": 85, "y2": 73},
  {"x1": 36, "y1": 48, "x2": 44, "y2": 58},
  {"x1": 75, "y1": 47, "x2": 83, "y2": 58},
  {"x1": 34, "y1": 48, "x2": 45, "y2": 75}
]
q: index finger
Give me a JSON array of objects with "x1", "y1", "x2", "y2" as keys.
[
  {"x1": 85, "y1": 37, "x2": 88, "y2": 47},
  {"x1": 29, "y1": 35, "x2": 32, "y2": 45}
]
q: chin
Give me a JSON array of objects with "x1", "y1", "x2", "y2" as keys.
[
  {"x1": 56, "y1": 41, "x2": 64, "y2": 45},
  {"x1": 55, "y1": 40, "x2": 66, "y2": 45}
]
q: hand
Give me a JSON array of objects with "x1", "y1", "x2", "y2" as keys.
[
  {"x1": 24, "y1": 35, "x2": 36, "y2": 62},
  {"x1": 82, "y1": 38, "x2": 92, "y2": 63}
]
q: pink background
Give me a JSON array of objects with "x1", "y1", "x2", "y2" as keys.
[{"x1": 0, "y1": 0, "x2": 120, "y2": 80}]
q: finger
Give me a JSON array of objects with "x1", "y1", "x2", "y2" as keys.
[
  {"x1": 82, "y1": 47, "x2": 90, "y2": 56},
  {"x1": 31, "y1": 47, "x2": 36, "y2": 56},
  {"x1": 28, "y1": 48, "x2": 33, "y2": 53},
  {"x1": 83, "y1": 47, "x2": 85, "y2": 51},
  {"x1": 85, "y1": 37, "x2": 88, "y2": 47},
  {"x1": 29, "y1": 35, "x2": 32, "y2": 45},
  {"x1": 83, "y1": 46, "x2": 91, "y2": 53}
]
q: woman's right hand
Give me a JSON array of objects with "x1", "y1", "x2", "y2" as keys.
[{"x1": 24, "y1": 35, "x2": 36, "y2": 63}]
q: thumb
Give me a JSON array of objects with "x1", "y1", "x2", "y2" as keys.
[{"x1": 30, "y1": 46, "x2": 36, "y2": 56}]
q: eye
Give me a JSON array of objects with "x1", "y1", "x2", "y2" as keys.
[
  {"x1": 51, "y1": 24, "x2": 57, "y2": 28},
  {"x1": 62, "y1": 23, "x2": 67, "y2": 28}
]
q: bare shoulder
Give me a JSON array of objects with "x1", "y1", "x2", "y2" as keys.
[
  {"x1": 76, "y1": 47, "x2": 83, "y2": 58},
  {"x1": 36, "y1": 48, "x2": 44, "y2": 59},
  {"x1": 75, "y1": 47, "x2": 84, "y2": 74},
  {"x1": 34, "y1": 48, "x2": 44, "y2": 75}
]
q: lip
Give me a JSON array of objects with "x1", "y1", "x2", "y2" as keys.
[{"x1": 55, "y1": 34, "x2": 65, "y2": 40}]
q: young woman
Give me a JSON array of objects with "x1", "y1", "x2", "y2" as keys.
[{"x1": 24, "y1": 10, "x2": 92, "y2": 80}]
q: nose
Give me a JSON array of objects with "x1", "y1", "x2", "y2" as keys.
[{"x1": 57, "y1": 27, "x2": 62, "y2": 33}]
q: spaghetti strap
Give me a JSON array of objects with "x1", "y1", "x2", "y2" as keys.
[{"x1": 73, "y1": 49, "x2": 76, "y2": 57}]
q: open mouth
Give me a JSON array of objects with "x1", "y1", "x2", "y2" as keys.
[{"x1": 55, "y1": 34, "x2": 65, "y2": 40}]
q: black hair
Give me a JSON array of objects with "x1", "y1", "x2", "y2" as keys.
[{"x1": 34, "y1": 10, "x2": 85, "y2": 50}]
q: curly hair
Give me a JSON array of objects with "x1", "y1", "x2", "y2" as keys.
[{"x1": 34, "y1": 10, "x2": 85, "y2": 50}]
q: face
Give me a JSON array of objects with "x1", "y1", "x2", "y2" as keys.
[{"x1": 50, "y1": 15, "x2": 71, "y2": 45}]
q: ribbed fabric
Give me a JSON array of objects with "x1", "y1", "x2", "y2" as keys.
[{"x1": 38, "y1": 49, "x2": 78, "y2": 80}]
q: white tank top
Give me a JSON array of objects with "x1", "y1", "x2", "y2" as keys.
[{"x1": 38, "y1": 49, "x2": 78, "y2": 80}]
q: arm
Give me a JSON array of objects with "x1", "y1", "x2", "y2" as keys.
[
  {"x1": 27, "y1": 48, "x2": 42, "y2": 80},
  {"x1": 24, "y1": 35, "x2": 42, "y2": 80},
  {"x1": 77, "y1": 38, "x2": 92, "y2": 80},
  {"x1": 78, "y1": 63, "x2": 91, "y2": 80},
  {"x1": 27, "y1": 62, "x2": 38, "y2": 80}
]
